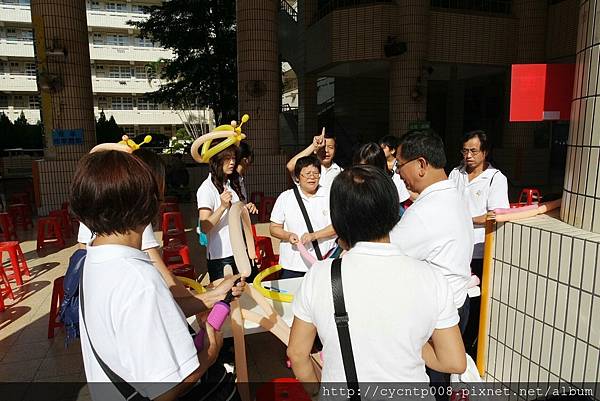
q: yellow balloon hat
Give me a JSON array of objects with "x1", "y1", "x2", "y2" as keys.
[
  {"x1": 117, "y1": 134, "x2": 152, "y2": 151},
  {"x1": 190, "y1": 114, "x2": 250, "y2": 164}
]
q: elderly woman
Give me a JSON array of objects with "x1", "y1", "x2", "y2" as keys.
[{"x1": 287, "y1": 165, "x2": 466, "y2": 397}]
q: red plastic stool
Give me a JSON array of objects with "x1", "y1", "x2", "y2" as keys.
[
  {"x1": 255, "y1": 378, "x2": 312, "y2": 401},
  {"x1": 37, "y1": 217, "x2": 66, "y2": 251},
  {"x1": 162, "y1": 243, "x2": 191, "y2": 266},
  {"x1": 518, "y1": 188, "x2": 542, "y2": 206},
  {"x1": 162, "y1": 212, "x2": 187, "y2": 246},
  {"x1": 0, "y1": 289, "x2": 5, "y2": 312},
  {"x1": 158, "y1": 202, "x2": 179, "y2": 230},
  {"x1": 258, "y1": 196, "x2": 276, "y2": 223},
  {"x1": 49, "y1": 209, "x2": 74, "y2": 238},
  {"x1": 169, "y1": 263, "x2": 195, "y2": 280},
  {"x1": 11, "y1": 192, "x2": 30, "y2": 208},
  {"x1": 0, "y1": 213, "x2": 18, "y2": 241},
  {"x1": 0, "y1": 263, "x2": 15, "y2": 301},
  {"x1": 0, "y1": 241, "x2": 30, "y2": 286},
  {"x1": 48, "y1": 276, "x2": 64, "y2": 338},
  {"x1": 8, "y1": 203, "x2": 33, "y2": 230}
]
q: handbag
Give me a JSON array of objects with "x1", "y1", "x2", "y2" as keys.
[
  {"x1": 331, "y1": 258, "x2": 361, "y2": 401},
  {"x1": 80, "y1": 265, "x2": 238, "y2": 401},
  {"x1": 293, "y1": 185, "x2": 324, "y2": 260}
]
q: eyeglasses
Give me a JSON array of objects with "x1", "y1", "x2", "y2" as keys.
[
  {"x1": 461, "y1": 148, "x2": 482, "y2": 156},
  {"x1": 300, "y1": 171, "x2": 321, "y2": 178},
  {"x1": 395, "y1": 158, "x2": 419, "y2": 174}
]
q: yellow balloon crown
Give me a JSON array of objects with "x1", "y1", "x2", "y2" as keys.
[
  {"x1": 191, "y1": 114, "x2": 250, "y2": 164},
  {"x1": 118, "y1": 134, "x2": 152, "y2": 151}
]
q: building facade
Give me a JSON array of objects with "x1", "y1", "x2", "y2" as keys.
[{"x1": 0, "y1": 0, "x2": 213, "y2": 139}]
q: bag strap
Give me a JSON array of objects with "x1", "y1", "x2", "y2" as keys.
[
  {"x1": 331, "y1": 258, "x2": 361, "y2": 401},
  {"x1": 79, "y1": 268, "x2": 149, "y2": 401},
  {"x1": 292, "y1": 185, "x2": 323, "y2": 260}
]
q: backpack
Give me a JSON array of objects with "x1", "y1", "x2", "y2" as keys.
[{"x1": 58, "y1": 248, "x2": 86, "y2": 346}]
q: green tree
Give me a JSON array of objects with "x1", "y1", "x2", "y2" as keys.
[
  {"x1": 0, "y1": 113, "x2": 14, "y2": 150},
  {"x1": 95, "y1": 111, "x2": 124, "y2": 144},
  {"x1": 129, "y1": 0, "x2": 237, "y2": 124}
]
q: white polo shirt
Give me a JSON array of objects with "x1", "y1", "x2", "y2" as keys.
[
  {"x1": 319, "y1": 162, "x2": 343, "y2": 189},
  {"x1": 80, "y1": 244, "x2": 199, "y2": 401},
  {"x1": 390, "y1": 180, "x2": 473, "y2": 308},
  {"x1": 270, "y1": 185, "x2": 335, "y2": 272},
  {"x1": 197, "y1": 174, "x2": 240, "y2": 260},
  {"x1": 78, "y1": 223, "x2": 159, "y2": 250},
  {"x1": 449, "y1": 164, "x2": 510, "y2": 259},
  {"x1": 293, "y1": 242, "x2": 458, "y2": 383},
  {"x1": 391, "y1": 160, "x2": 411, "y2": 203}
]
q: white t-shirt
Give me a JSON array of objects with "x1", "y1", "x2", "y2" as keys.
[
  {"x1": 390, "y1": 180, "x2": 473, "y2": 308},
  {"x1": 196, "y1": 174, "x2": 241, "y2": 260},
  {"x1": 270, "y1": 185, "x2": 335, "y2": 272},
  {"x1": 293, "y1": 242, "x2": 458, "y2": 383},
  {"x1": 392, "y1": 171, "x2": 411, "y2": 203},
  {"x1": 449, "y1": 164, "x2": 510, "y2": 259},
  {"x1": 78, "y1": 223, "x2": 159, "y2": 250},
  {"x1": 80, "y1": 244, "x2": 199, "y2": 400},
  {"x1": 319, "y1": 162, "x2": 343, "y2": 189}
]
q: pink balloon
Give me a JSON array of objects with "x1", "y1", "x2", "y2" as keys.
[
  {"x1": 494, "y1": 205, "x2": 537, "y2": 215},
  {"x1": 296, "y1": 242, "x2": 317, "y2": 266}
]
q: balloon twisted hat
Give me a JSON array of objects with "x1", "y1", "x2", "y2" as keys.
[
  {"x1": 190, "y1": 114, "x2": 249, "y2": 164},
  {"x1": 90, "y1": 134, "x2": 152, "y2": 153}
]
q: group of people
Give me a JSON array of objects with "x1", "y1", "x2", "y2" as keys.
[{"x1": 71, "y1": 126, "x2": 509, "y2": 401}]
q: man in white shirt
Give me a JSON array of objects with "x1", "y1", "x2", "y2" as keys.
[
  {"x1": 449, "y1": 130, "x2": 509, "y2": 355},
  {"x1": 389, "y1": 130, "x2": 473, "y2": 400},
  {"x1": 286, "y1": 129, "x2": 342, "y2": 189}
]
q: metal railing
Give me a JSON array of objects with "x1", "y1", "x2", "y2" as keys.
[
  {"x1": 280, "y1": 0, "x2": 298, "y2": 22},
  {"x1": 430, "y1": 0, "x2": 512, "y2": 15}
]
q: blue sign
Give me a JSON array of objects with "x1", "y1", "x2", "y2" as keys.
[{"x1": 52, "y1": 129, "x2": 84, "y2": 146}]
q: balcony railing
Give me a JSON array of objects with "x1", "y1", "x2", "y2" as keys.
[
  {"x1": 430, "y1": 0, "x2": 512, "y2": 15},
  {"x1": 280, "y1": 0, "x2": 298, "y2": 22},
  {"x1": 313, "y1": 0, "x2": 392, "y2": 24}
]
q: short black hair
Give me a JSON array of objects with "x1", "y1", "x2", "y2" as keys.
[
  {"x1": 462, "y1": 130, "x2": 490, "y2": 154},
  {"x1": 239, "y1": 141, "x2": 253, "y2": 161},
  {"x1": 398, "y1": 129, "x2": 446, "y2": 169},
  {"x1": 378, "y1": 135, "x2": 399, "y2": 153},
  {"x1": 70, "y1": 151, "x2": 159, "y2": 236},
  {"x1": 352, "y1": 142, "x2": 387, "y2": 171},
  {"x1": 294, "y1": 155, "x2": 321, "y2": 178},
  {"x1": 324, "y1": 131, "x2": 336, "y2": 141},
  {"x1": 330, "y1": 165, "x2": 400, "y2": 248}
]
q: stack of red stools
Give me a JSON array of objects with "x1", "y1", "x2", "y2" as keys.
[
  {"x1": 158, "y1": 202, "x2": 179, "y2": 230},
  {"x1": 162, "y1": 242, "x2": 194, "y2": 279},
  {"x1": 0, "y1": 241, "x2": 30, "y2": 286},
  {"x1": 162, "y1": 211, "x2": 187, "y2": 247},
  {"x1": 61, "y1": 201, "x2": 79, "y2": 229},
  {"x1": 8, "y1": 203, "x2": 33, "y2": 230},
  {"x1": 49, "y1": 209, "x2": 74, "y2": 238},
  {"x1": 251, "y1": 224, "x2": 279, "y2": 272},
  {"x1": 258, "y1": 196, "x2": 276, "y2": 223},
  {"x1": 0, "y1": 212, "x2": 18, "y2": 241},
  {"x1": 37, "y1": 216, "x2": 66, "y2": 251}
]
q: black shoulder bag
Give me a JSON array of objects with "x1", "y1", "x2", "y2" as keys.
[
  {"x1": 331, "y1": 258, "x2": 361, "y2": 401},
  {"x1": 292, "y1": 185, "x2": 323, "y2": 260}
]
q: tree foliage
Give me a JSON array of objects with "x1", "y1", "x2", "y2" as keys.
[
  {"x1": 95, "y1": 111, "x2": 125, "y2": 144},
  {"x1": 129, "y1": 0, "x2": 237, "y2": 124},
  {"x1": 0, "y1": 112, "x2": 44, "y2": 150}
]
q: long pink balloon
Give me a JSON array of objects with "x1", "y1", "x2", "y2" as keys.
[
  {"x1": 296, "y1": 242, "x2": 317, "y2": 266},
  {"x1": 494, "y1": 204, "x2": 537, "y2": 215},
  {"x1": 494, "y1": 199, "x2": 561, "y2": 222}
]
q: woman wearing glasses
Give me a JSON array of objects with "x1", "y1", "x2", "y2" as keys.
[
  {"x1": 448, "y1": 130, "x2": 509, "y2": 357},
  {"x1": 270, "y1": 155, "x2": 337, "y2": 279}
]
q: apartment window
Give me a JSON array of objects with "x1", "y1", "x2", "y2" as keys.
[
  {"x1": 9, "y1": 62, "x2": 23, "y2": 75},
  {"x1": 137, "y1": 97, "x2": 158, "y2": 110},
  {"x1": 25, "y1": 63, "x2": 36, "y2": 76},
  {"x1": 97, "y1": 96, "x2": 108, "y2": 109},
  {"x1": 106, "y1": 2, "x2": 126, "y2": 12},
  {"x1": 134, "y1": 66, "x2": 147, "y2": 79},
  {"x1": 92, "y1": 33, "x2": 104, "y2": 45},
  {"x1": 95, "y1": 64, "x2": 106, "y2": 77},
  {"x1": 0, "y1": 95, "x2": 8, "y2": 108},
  {"x1": 20, "y1": 29, "x2": 32, "y2": 41},
  {"x1": 131, "y1": 4, "x2": 146, "y2": 14},
  {"x1": 6, "y1": 28, "x2": 18, "y2": 40},
  {"x1": 0, "y1": 62, "x2": 8, "y2": 74},
  {"x1": 111, "y1": 96, "x2": 133, "y2": 110},
  {"x1": 90, "y1": 1, "x2": 102, "y2": 10},
  {"x1": 28, "y1": 95, "x2": 39, "y2": 109},
  {"x1": 135, "y1": 36, "x2": 153, "y2": 48},
  {"x1": 13, "y1": 95, "x2": 25, "y2": 108},
  {"x1": 106, "y1": 34, "x2": 128, "y2": 46},
  {"x1": 108, "y1": 65, "x2": 131, "y2": 78}
]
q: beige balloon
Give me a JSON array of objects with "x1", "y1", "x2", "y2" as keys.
[{"x1": 228, "y1": 201, "x2": 257, "y2": 278}]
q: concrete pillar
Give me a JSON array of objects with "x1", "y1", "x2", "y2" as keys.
[
  {"x1": 445, "y1": 65, "x2": 465, "y2": 169},
  {"x1": 297, "y1": 74, "x2": 317, "y2": 146},
  {"x1": 561, "y1": 0, "x2": 600, "y2": 233},
  {"x1": 31, "y1": 0, "x2": 96, "y2": 214},
  {"x1": 388, "y1": 0, "x2": 430, "y2": 136},
  {"x1": 237, "y1": 0, "x2": 287, "y2": 197}
]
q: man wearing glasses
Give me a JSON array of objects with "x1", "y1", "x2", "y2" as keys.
[
  {"x1": 449, "y1": 130, "x2": 509, "y2": 356},
  {"x1": 389, "y1": 129, "x2": 473, "y2": 401}
]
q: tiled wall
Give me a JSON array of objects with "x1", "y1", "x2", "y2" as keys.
[
  {"x1": 561, "y1": 0, "x2": 600, "y2": 234},
  {"x1": 486, "y1": 215, "x2": 600, "y2": 394},
  {"x1": 34, "y1": 159, "x2": 78, "y2": 215},
  {"x1": 546, "y1": 0, "x2": 579, "y2": 61},
  {"x1": 237, "y1": 0, "x2": 287, "y2": 198}
]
